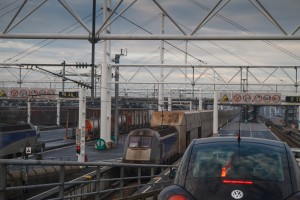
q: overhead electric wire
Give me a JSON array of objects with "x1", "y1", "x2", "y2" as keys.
[
  {"x1": 0, "y1": 0, "x2": 19, "y2": 12},
  {"x1": 2, "y1": 0, "x2": 298, "y2": 92},
  {"x1": 66, "y1": 14, "x2": 163, "y2": 89},
  {"x1": 1, "y1": 4, "x2": 104, "y2": 88},
  {"x1": 178, "y1": 21, "x2": 247, "y2": 67},
  {"x1": 186, "y1": 0, "x2": 299, "y2": 84},
  {"x1": 3, "y1": 1, "x2": 300, "y2": 63},
  {"x1": 3, "y1": 8, "x2": 104, "y2": 63},
  {"x1": 189, "y1": 42, "x2": 230, "y2": 65},
  {"x1": 3, "y1": 1, "x2": 230, "y2": 66},
  {"x1": 73, "y1": 14, "x2": 161, "y2": 63},
  {"x1": 210, "y1": 41, "x2": 253, "y2": 65},
  {"x1": 118, "y1": 14, "x2": 206, "y2": 64},
  {"x1": 105, "y1": 12, "x2": 210, "y2": 88},
  {"x1": 187, "y1": 0, "x2": 300, "y2": 61},
  {"x1": 163, "y1": 48, "x2": 219, "y2": 83},
  {"x1": 0, "y1": 0, "x2": 34, "y2": 18}
]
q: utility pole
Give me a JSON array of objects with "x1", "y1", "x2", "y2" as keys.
[
  {"x1": 113, "y1": 49, "x2": 127, "y2": 145},
  {"x1": 62, "y1": 61, "x2": 65, "y2": 96},
  {"x1": 90, "y1": 0, "x2": 97, "y2": 100}
]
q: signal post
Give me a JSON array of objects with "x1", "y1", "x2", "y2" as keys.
[{"x1": 76, "y1": 88, "x2": 86, "y2": 162}]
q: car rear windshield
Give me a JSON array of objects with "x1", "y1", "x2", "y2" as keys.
[
  {"x1": 129, "y1": 136, "x2": 152, "y2": 148},
  {"x1": 188, "y1": 141, "x2": 288, "y2": 182}
]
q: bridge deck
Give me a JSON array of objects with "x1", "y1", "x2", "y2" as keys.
[{"x1": 219, "y1": 117, "x2": 279, "y2": 141}]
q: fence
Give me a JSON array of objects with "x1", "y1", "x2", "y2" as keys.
[{"x1": 0, "y1": 159, "x2": 174, "y2": 200}]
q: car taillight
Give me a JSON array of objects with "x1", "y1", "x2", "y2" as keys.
[
  {"x1": 221, "y1": 167, "x2": 227, "y2": 177},
  {"x1": 168, "y1": 194, "x2": 188, "y2": 200},
  {"x1": 223, "y1": 180, "x2": 253, "y2": 185}
]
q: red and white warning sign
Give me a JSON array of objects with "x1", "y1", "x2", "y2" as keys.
[
  {"x1": 272, "y1": 94, "x2": 281, "y2": 103},
  {"x1": 20, "y1": 89, "x2": 29, "y2": 97},
  {"x1": 30, "y1": 90, "x2": 39, "y2": 96},
  {"x1": 253, "y1": 94, "x2": 262, "y2": 103},
  {"x1": 3, "y1": 87, "x2": 56, "y2": 99},
  {"x1": 233, "y1": 94, "x2": 242, "y2": 102},
  {"x1": 263, "y1": 94, "x2": 271, "y2": 103},
  {"x1": 243, "y1": 94, "x2": 251, "y2": 102},
  {"x1": 226, "y1": 92, "x2": 281, "y2": 105},
  {"x1": 10, "y1": 89, "x2": 19, "y2": 97}
]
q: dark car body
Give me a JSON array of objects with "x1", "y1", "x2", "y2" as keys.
[{"x1": 158, "y1": 137, "x2": 300, "y2": 200}]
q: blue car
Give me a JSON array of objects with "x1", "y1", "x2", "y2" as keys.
[{"x1": 159, "y1": 137, "x2": 300, "y2": 200}]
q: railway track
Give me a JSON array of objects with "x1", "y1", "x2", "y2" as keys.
[
  {"x1": 259, "y1": 116, "x2": 300, "y2": 148},
  {"x1": 100, "y1": 180, "x2": 142, "y2": 199},
  {"x1": 100, "y1": 161, "x2": 177, "y2": 199},
  {"x1": 271, "y1": 126, "x2": 300, "y2": 148}
]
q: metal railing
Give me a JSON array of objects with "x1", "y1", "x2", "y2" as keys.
[{"x1": 0, "y1": 159, "x2": 174, "y2": 200}]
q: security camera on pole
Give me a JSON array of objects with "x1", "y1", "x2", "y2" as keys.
[{"x1": 76, "y1": 87, "x2": 86, "y2": 162}]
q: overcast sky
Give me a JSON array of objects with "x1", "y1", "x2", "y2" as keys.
[{"x1": 0, "y1": 0, "x2": 300, "y2": 96}]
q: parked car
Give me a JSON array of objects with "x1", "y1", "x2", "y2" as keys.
[{"x1": 159, "y1": 137, "x2": 300, "y2": 200}]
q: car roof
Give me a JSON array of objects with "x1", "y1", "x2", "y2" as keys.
[{"x1": 193, "y1": 137, "x2": 286, "y2": 148}]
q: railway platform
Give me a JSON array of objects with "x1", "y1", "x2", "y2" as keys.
[{"x1": 30, "y1": 127, "x2": 127, "y2": 162}]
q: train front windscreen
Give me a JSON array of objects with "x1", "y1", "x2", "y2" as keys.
[{"x1": 128, "y1": 135, "x2": 152, "y2": 148}]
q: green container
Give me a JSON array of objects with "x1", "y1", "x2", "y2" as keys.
[{"x1": 95, "y1": 139, "x2": 106, "y2": 150}]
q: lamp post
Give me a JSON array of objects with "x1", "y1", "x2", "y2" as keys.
[{"x1": 113, "y1": 49, "x2": 127, "y2": 145}]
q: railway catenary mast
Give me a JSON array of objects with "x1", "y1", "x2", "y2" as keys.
[
  {"x1": 158, "y1": 12, "x2": 165, "y2": 112},
  {"x1": 90, "y1": 0, "x2": 97, "y2": 100},
  {"x1": 100, "y1": 0, "x2": 112, "y2": 146},
  {"x1": 1, "y1": 0, "x2": 300, "y2": 148}
]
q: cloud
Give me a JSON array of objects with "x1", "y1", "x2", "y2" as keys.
[{"x1": 0, "y1": 0, "x2": 300, "y2": 95}]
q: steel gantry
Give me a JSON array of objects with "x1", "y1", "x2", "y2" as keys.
[{"x1": 1, "y1": 0, "x2": 300, "y2": 146}]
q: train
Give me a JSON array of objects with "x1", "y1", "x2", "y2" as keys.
[
  {"x1": 0, "y1": 106, "x2": 151, "y2": 158},
  {"x1": 84, "y1": 112, "x2": 135, "y2": 139},
  {"x1": 0, "y1": 122, "x2": 41, "y2": 158},
  {"x1": 122, "y1": 109, "x2": 237, "y2": 164}
]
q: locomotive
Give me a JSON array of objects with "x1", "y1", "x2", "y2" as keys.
[
  {"x1": 122, "y1": 110, "x2": 237, "y2": 164},
  {"x1": 0, "y1": 122, "x2": 40, "y2": 158},
  {"x1": 122, "y1": 126, "x2": 180, "y2": 164}
]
